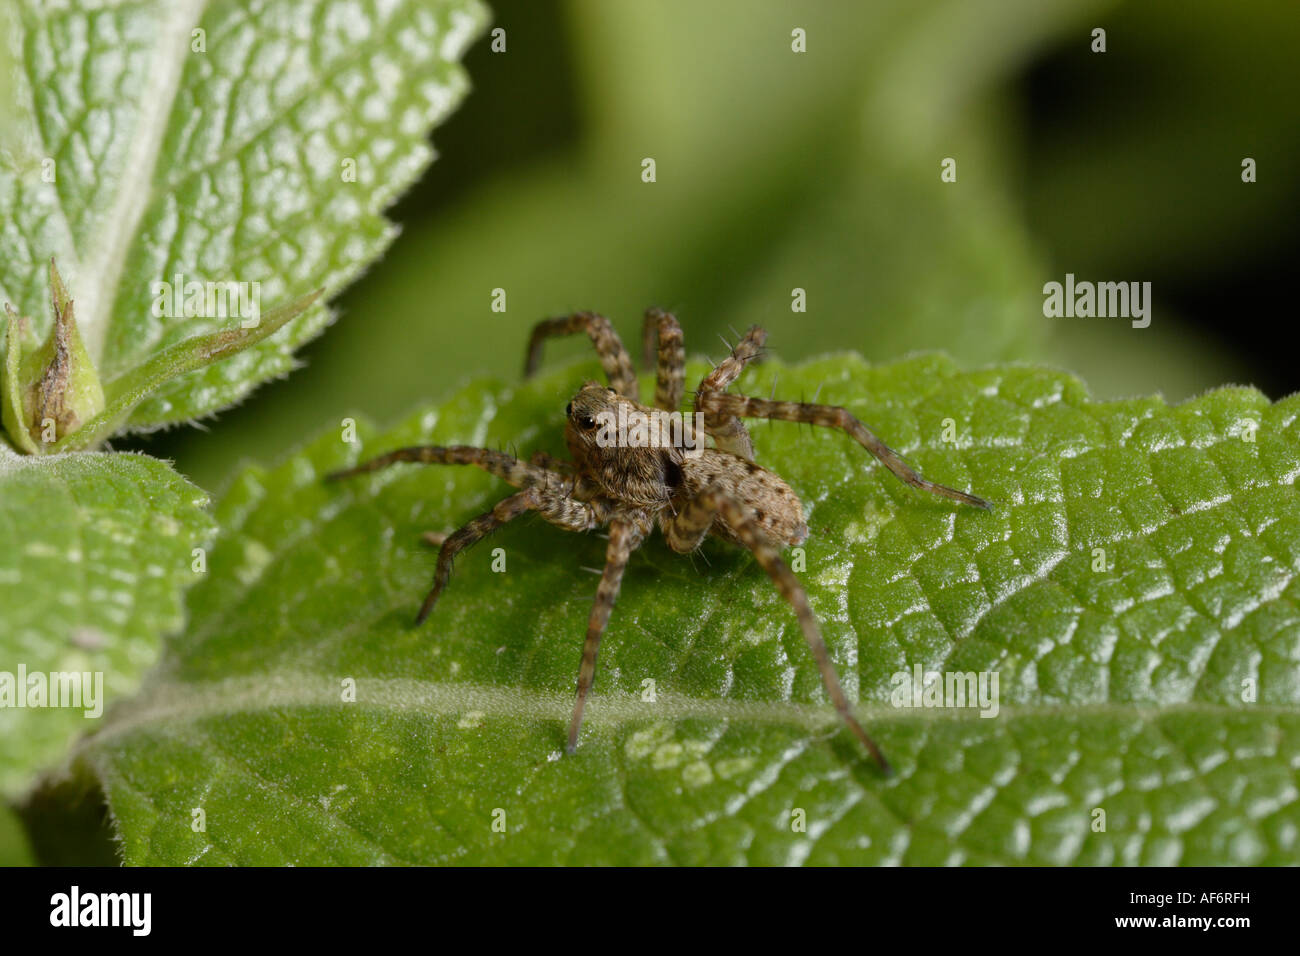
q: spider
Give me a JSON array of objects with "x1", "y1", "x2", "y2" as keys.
[{"x1": 326, "y1": 310, "x2": 991, "y2": 773}]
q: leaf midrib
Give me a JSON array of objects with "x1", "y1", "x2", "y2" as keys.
[
  {"x1": 24, "y1": 0, "x2": 209, "y2": 363},
  {"x1": 81, "y1": 673, "x2": 1295, "y2": 753}
]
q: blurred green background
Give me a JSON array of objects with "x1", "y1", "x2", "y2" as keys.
[{"x1": 122, "y1": 0, "x2": 1300, "y2": 490}]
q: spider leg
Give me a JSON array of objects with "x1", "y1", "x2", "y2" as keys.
[
  {"x1": 640, "y1": 308, "x2": 685, "y2": 411},
  {"x1": 567, "y1": 519, "x2": 646, "y2": 752},
  {"x1": 663, "y1": 485, "x2": 891, "y2": 773},
  {"x1": 417, "y1": 486, "x2": 606, "y2": 624},
  {"x1": 693, "y1": 325, "x2": 766, "y2": 460},
  {"x1": 523, "y1": 312, "x2": 639, "y2": 400},
  {"x1": 696, "y1": 393, "x2": 992, "y2": 510},
  {"x1": 325, "y1": 445, "x2": 564, "y2": 491},
  {"x1": 660, "y1": 483, "x2": 718, "y2": 553},
  {"x1": 529, "y1": 450, "x2": 573, "y2": 474}
]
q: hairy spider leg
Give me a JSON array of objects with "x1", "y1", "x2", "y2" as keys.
[
  {"x1": 693, "y1": 325, "x2": 766, "y2": 461},
  {"x1": 324, "y1": 445, "x2": 562, "y2": 490},
  {"x1": 528, "y1": 450, "x2": 573, "y2": 474},
  {"x1": 417, "y1": 486, "x2": 604, "y2": 624},
  {"x1": 640, "y1": 308, "x2": 686, "y2": 412},
  {"x1": 524, "y1": 312, "x2": 639, "y2": 401},
  {"x1": 567, "y1": 519, "x2": 647, "y2": 752},
  {"x1": 696, "y1": 392, "x2": 993, "y2": 510},
  {"x1": 661, "y1": 484, "x2": 891, "y2": 773}
]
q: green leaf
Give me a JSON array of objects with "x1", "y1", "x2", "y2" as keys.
[
  {"x1": 0, "y1": 445, "x2": 214, "y2": 798},
  {"x1": 0, "y1": 0, "x2": 487, "y2": 432},
  {"x1": 79, "y1": 355, "x2": 1300, "y2": 864}
]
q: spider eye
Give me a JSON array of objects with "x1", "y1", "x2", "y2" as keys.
[
  {"x1": 565, "y1": 402, "x2": 573, "y2": 417},
  {"x1": 579, "y1": 415, "x2": 597, "y2": 430}
]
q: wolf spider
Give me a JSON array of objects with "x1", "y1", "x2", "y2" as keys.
[{"x1": 327, "y1": 310, "x2": 990, "y2": 773}]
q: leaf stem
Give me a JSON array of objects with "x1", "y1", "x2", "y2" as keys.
[{"x1": 53, "y1": 287, "x2": 324, "y2": 452}]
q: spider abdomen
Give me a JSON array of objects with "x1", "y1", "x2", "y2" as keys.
[{"x1": 680, "y1": 449, "x2": 809, "y2": 548}]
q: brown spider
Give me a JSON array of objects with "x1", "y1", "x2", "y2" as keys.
[{"x1": 326, "y1": 310, "x2": 991, "y2": 773}]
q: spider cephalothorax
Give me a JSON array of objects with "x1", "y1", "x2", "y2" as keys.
[{"x1": 327, "y1": 310, "x2": 991, "y2": 773}]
